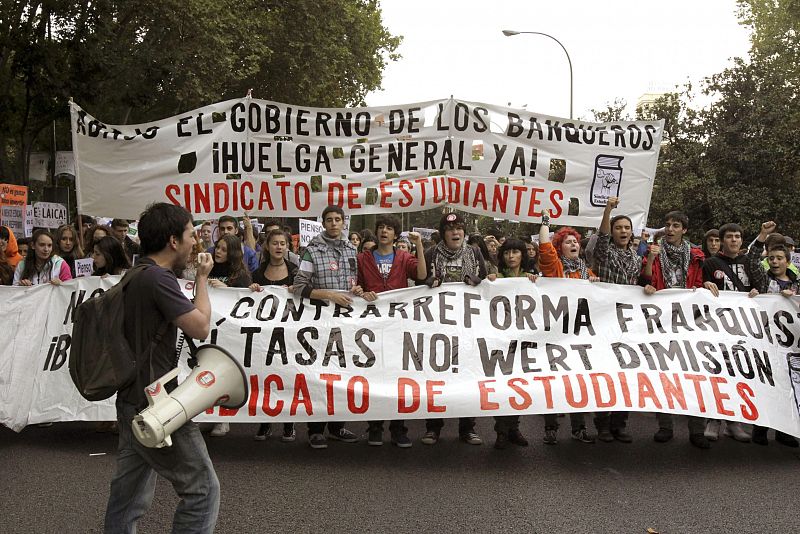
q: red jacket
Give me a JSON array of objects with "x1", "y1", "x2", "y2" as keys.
[
  {"x1": 357, "y1": 248, "x2": 419, "y2": 293},
  {"x1": 641, "y1": 245, "x2": 705, "y2": 290}
]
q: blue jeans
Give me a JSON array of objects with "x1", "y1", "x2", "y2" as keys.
[{"x1": 104, "y1": 401, "x2": 220, "y2": 534}]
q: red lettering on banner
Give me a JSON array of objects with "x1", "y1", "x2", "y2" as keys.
[
  {"x1": 683, "y1": 374, "x2": 708, "y2": 413},
  {"x1": 258, "y1": 181, "x2": 275, "y2": 210},
  {"x1": 290, "y1": 374, "x2": 313, "y2": 415},
  {"x1": 328, "y1": 182, "x2": 343, "y2": 207},
  {"x1": 379, "y1": 180, "x2": 393, "y2": 208},
  {"x1": 296, "y1": 182, "x2": 310, "y2": 211},
  {"x1": 549, "y1": 190, "x2": 564, "y2": 218},
  {"x1": 478, "y1": 380, "x2": 499, "y2": 410},
  {"x1": 511, "y1": 185, "x2": 525, "y2": 217},
  {"x1": 414, "y1": 177, "x2": 428, "y2": 206},
  {"x1": 248, "y1": 375, "x2": 260, "y2": 416},
  {"x1": 508, "y1": 378, "x2": 532, "y2": 410},
  {"x1": 534, "y1": 376, "x2": 556, "y2": 408},
  {"x1": 165, "y1": 184, "x2": 181, "y2": 207},
  {"x1": 241, "y1": 181, "x2": 254, "y2": 211},
  {"x1": 472, "y1": 182, "x2": 488, "y2": 211},
  {"x1": 709, "y1": 376, "x2": 734, "y2": 416},
  {"x1": 320, "y1": 373, "x2": 342, "y2": 416},
  {"x1": 492, "y1": 184, "x2": 508, "y2": 213},
  {"x1": 564, "y1": 374, "x2": 589, "y2": 408},
  {"x1": 398, "y1": 180, "x2": 413, "y2": 208},
  {"x1": 347, "y1": 376, "x2": 369, "y2": 414},
  {"x1": 263, "y1": 374, "x2": 284, "y2": 417},
  {"x1": 398, "y1": 378, "x2": 421, "y2": 413},
  {"x1": 659, "y1": 373, "x2": 687, "y2": 410},
  {"x1": 276, "y1": 181, "x2": 290, "y2": 210},
  {"x1": 637, "y1": 373, "x2": 662, "y2": 410},
  {"x1": 426, "y1": 380, "x2": 446, "y2": 413},
  {"x1": 527, "y1": 187, "x2": 544, "y2": 217},
  {"x1": 194, "y1": 183, "x2": 211, "y2": 213},
  {"x1": 590, "y1": 373, "x2": 616, "y2": 408},
  {"x1": 737, "y1": 383, "x2": 758, "y2": 421},
  {"x1": 213, "y1": 183, "x2": 229, "y2": 212},
  {"x1": 219, "y1": 405, "x2": 238, "y2": 416},
  {"x1": 618, "y1": 372, "x2": 632, "y2": 408},
  {"x1": 347, "y1": 182, "x2": 362, "y2": 209}
]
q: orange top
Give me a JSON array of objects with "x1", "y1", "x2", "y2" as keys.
[
  {"x1": 2, "y1": 226, "x2": 22, "y2": 268},
  {"x1": 538, "y1": 241, "x2": 595, "y2": 279}
]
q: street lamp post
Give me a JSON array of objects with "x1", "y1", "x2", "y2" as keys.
[{"x1": 502, "y1": 30, "x2": 573, "y2": 119}]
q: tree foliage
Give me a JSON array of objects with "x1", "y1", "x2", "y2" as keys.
[
  {"x1": 634, "y1": 0, "x2": 800, "y2": 242},
  {"x1": 0, "y1": 0, "x2": 401, "y2": 184}
]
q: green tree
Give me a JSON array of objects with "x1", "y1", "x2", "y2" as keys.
[{"x1": 0, "y1": 0, "x2": 401, "y2": 185}]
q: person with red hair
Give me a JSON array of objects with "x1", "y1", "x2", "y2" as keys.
[{"x1": 538, "y1": 216, "x2": 598, "y2": 445}]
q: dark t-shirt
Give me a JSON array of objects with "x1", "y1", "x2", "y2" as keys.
[
  {"x1": 702, "y1": 253, "x2": 753, "y2": 292},
  {"x1": 119, "y1": 257, "x2": 195, "y2": 408}
]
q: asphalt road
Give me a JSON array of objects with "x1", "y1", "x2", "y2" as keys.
[{"x1": 2, "y1": 414, "x2": 799, "y2": 533}]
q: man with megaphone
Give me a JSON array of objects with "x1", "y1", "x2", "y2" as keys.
[{"x1": 104, "y1": 203, "x2": 220, "y2": 534}]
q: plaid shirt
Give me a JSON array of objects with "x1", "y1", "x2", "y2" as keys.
[
  {"x1": 293, "y1": 232, "x2": 358, "y2": 298},
  {"x1": 595, "y1": 233, "x2": 642, "y2": 285}
]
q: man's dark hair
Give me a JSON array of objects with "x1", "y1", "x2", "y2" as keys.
[
  {"x1": 262, "y1": 218, "x2": 282, "y2": 231},
  {"x1": 718, "y1": 223, "x2": 743, "y2": 240},
  {"x1": 111, "y1": 218, "x2": 130, "y2": 229},
  {"x1": 138, "y1": 203, "x2": 192, "y2": 256},
  {"x1": 486, "y1": 227, "x2": 505, "y2": 240},
  {"x1": 610, "y1": 214, "x2": 633, "y2": 230},
  {"x1": 321, "y1": 205, "x2": 345, "y2": 221},
  {"x1": 375, "y1": 214, "x2": 402, "y2": 236},
  {"x1": 769, "y1": 244, "x2": 789, "y2": 257},
  {"x1": 218, "y1": 215, "x2": 238, "y2": 229},
  {"x1": 664, "y1": 210, "x2": 689, "y2": 229}
]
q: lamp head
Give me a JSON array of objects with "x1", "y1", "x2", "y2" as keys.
[{"x1": 502, "y1": 30, "x2": 520, "y2": 36}]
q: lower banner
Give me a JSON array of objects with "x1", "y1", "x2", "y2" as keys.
[{"x1": 2, "y1": 278, "x2": 800, "y2": 436}]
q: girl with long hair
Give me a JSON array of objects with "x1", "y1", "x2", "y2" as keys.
[
  {"x1": 54, "y1": 224, "x2": 84, "y2": 277},
  {"x1": 249, "y1": 229, "x2": 298, "y2": 442},
  {"x1": 91, "y1": 236, "x2": 131, "y2": 276},
  {"x1": 208, "y1": 235, "x2": 252, "y2": 289},
  {"x1": 13, "y1": 229, "x2": 72, "y2": 286}
]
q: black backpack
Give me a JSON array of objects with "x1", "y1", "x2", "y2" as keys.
[{"x1": 69, "y1": 263, "x2": 162, "y2": 401}]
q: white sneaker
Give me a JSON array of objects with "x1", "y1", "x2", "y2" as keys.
[
  {"x1": 724, "y1": 421, "x2": 751, "y2": 442},
  {"x1": 210, "y1": 423, "x2": 229, "y2": 437},
  {"x1": 704, "y1": 420, "x2": 721, "y2": 441}
]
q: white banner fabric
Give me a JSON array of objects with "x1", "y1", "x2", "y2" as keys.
[
  {"x1": 70, "y1": 98, "x2": 664, "y2": 229},
  {"x1": 2, "y1": 278, "x2": 800, "y2": 436}
]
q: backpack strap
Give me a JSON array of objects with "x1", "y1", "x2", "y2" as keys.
[{"x1": 710, "y1": 257, "x2": 748, "y2": 292}]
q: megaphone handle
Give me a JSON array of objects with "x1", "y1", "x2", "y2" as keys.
[{"x1": 184, "y1": 336, "x2": 200, "y2": 367}]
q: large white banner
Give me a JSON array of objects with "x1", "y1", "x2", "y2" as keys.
[
  {"x1": 71, "y1": 98, "x2": 663, "y2": 228},
  {"x1": 2, "y1": 278, "x2": 800, "y2": 436}
]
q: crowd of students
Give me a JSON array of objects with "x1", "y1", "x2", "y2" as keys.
[{"x1": 2, "y1": 199, "x2": 798, "y2": 450}]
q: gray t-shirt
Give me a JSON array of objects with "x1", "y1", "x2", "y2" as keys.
[{"x1": 120, "y1": 258, "x2": 195, "y2": 409}]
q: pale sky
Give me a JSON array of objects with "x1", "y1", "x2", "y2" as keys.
[{"x1": 366, "y1": 0, "x2": 752, "y2": 119}]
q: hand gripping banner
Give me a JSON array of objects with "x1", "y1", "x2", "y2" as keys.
[
  {"x1": 70, "y1": 98, "x2": 663, "y2": 229},
  {"x1": 2, "y1": 278, "x2": 800, "y2": 436}
]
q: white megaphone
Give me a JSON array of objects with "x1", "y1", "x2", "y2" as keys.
[{"x1": 132, "y1": 344, "x2": 249, "y2": 448}]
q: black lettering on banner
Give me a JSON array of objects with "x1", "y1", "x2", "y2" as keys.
[
  {"x1": 413, "y1": 296, "x2": 434, "y2": 322},
  {"x1": 296, "y1": 327, "x2": 318, "y2": 365},
  {"x1": 716, "y1": 308, "x2": 745, "y2": 337},
  {"x1": 693, "y1": 304, "x2": 720, "y2": 332},
  {"x1": 265, "y1": 327, "x2": 288, "y2": 365},
  {"x1": 681, "y1": 340, "x2": 702, "y2": 372},
  {"x1": 574, "y1": 298, "x2": 595, "y2": 335},
  {"x1": 240, "y1": 326, "x2": 261, "y2": 367},
  {"x1": 333, "y1": 304, "x2": 353, "y2": 318},
  {"x1": 353, "y1": 328, "x2": 376, "y2": 368},
  {"x1": 571, "y1": 344, "x2": 593, "y2": 370},
  {"x1": 515, "y1": 295, "x2": 537, "y2": 330},
  {"x1": 697, "y1": 341, "x2": 721, "y2": 374},
  {"x1": 463, "y1": 292, "x2": 481, "y2": 328},
  {"x1": 44, "y1": 334, "x2": 71, "y2": 371},
  {"x1": 489, "y1": 296, "x2": 512, "y2": 330},
  {"x1": 641, "y1": 304, "x2": 666, "y2": 334},
  {"x1": 322, "y1": 328, "x2": 347, "y2": 367},
  {"x1": 651, "y1": 340, "x2": 688, "y2": 371},
  {"x1": 520, "y1": 341, "x2": 540, "y2": 372},
  {"x1": 616, "y1": 303, "x2": 634, "y2": 333},
  {"x1": 732, "y1": 342, "x2": 755, "y2": 379},
  {"x1": 389, "y1": 302, "x2": 408, "y2": 319},
  {"x1": 478, "y1": 338, "x2": 517, "y2": 377},
  {"x1": 546, "y1": 343, "x2": 570, "y2": 371},
  {"x1": 360, "y1": 304, "x2": 381, "y2": 319},
  {"x1": 612, "y1": 342, "x2": 640, "y2": 369},
  {"x1": 63, "y1": 289, "x2": 87, "y2": 325},
  {"x1": 438, "y1": 291, "x2": 456, "y2": 325},
  {"x1": 671, "y1": 303, "x2": 693, "y2": 332},
  {"x1": 231, "y1": 297, "x2": 255, "y2": 319},
  {"x1": 403, "y1": 332, "x2": 424, "y2": 371},
  {"x1": 429, "y1": 334, "x2": 453, "y2": 372},
  {"x1": 256, "y1": 295, "x2": 279, "y2": 321},
  {"x1": 542, "y1": 295, "x2": 569, "y2": 334},
  {"x1": 281, "y1": 299, "x2": 304, "y2": 322}
]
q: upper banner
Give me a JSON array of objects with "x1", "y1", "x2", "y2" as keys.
[
  {"x1": 3, "y1": 277, "x2": 800, "y2": 437},
  {"x1": 70, "y1": 98, "x2": 664, "y2": 228}
]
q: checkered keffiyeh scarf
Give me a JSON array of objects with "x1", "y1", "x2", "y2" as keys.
[
  {"x1": 560, "y1": 256, "x2": 590, "y2": 280},
  {"x1": 599, "y1": 235, "x2": 641, "y2": 285},
  {"x1": 659, "y1": 239, "x2": 691, "y2": 288},
  {"x1": 432, "y1": 241, "x2": 479, "y2": 280}
]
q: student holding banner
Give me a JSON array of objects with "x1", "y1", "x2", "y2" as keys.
[
  {"x1": 354, "y1": 215, "x2": 426, "y2": 448},
  {"x1": 641, "y1": 211, "x2": 709, "y2": 448},
  {"x1": 250, "y1": 228, "x2": 298, "y2": 443},
  {"x1": 54, "y1": 224, "x2": 83, "y2": 278},
  {"x1": 420, "y1": 212, "x2": 486, "y2": 446},
  {"x1": 488, "y1": 238, "x2": 537, "y2": 449},
  {"x1": 538, "y1": 217, "x2": 598, "y2": 445},
  {"x1": 293, "y1": 205, "x2": 361, "y2": 449},
  {"x1": 13, "y1": 229, "x2": 72, "y2": 286}
]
